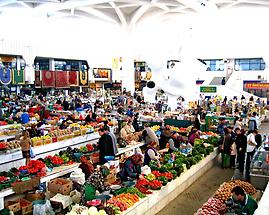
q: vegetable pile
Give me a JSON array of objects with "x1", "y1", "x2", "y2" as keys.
[{"x1": 196, "y1": 198, "x2": 226, "y2": 215}]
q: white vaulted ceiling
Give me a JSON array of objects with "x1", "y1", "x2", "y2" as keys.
[{"x1": 0, "y1": 0, "x2": 269, "y2": 26}]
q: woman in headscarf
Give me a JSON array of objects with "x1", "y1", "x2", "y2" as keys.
[
  {"x1": 119, "y1": 154, "x2": 143, "y2": 181},
  {"x1": 144, "y1": 141, "x2": 161, "y2": 166}
]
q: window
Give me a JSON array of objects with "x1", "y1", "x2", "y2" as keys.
[
  {"x1": 34, "y1": 58, "x2": 49, "y2": 70},
  {"x1": 54, "y1": 60, "x2": 66, "y2": 71},
  {"x1": 234, "y1": 58, "x2": 265, "y2": 71},
  {"x1": 203, "y1": 59, "x2": 224, "y2": 71}
]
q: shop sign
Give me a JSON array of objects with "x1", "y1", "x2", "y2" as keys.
[
  {"x1": 245, "y1": 83, "x2": 269, "y2": 89},
  {"x1": 200, "y1": 86, "x2": 217, "y2": 93},
  {"x1": 69, "y1": 71, "x2": 78, "y2": 86},
  {"x1": 93, "y1": 68, "x2": 111, "y2": 81},
  {"x1": 13, "y1": 69, "x2": 25, "y2": 85},
  {"x1": 35, "y1": 71, "x2": 41, "y2": 88},
  {"x1": 55, "y1": 71, "x2": 69, "y2": 88},
  {"x1": 79, "y1": 71, "x2": 88, "y2": 86},
  {"x1": 0, "y1": 67, "x2": 12, "y2": 85},
  {"x1": 42, "y1": 70, "x2": 55, "y2": 88}
]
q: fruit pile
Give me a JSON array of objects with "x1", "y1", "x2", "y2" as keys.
[
  {"x1": 0, "y1": 142, "x2": 7, "y2": 151},
  {"x1": 0, "y1": 176, "x2": 8, "y2": 183},
  {"x1": 111, "y1": 193, "x2": 139, "y2": 208},
  {"x1": 44, "y1": 155, "x2": 64, "y2": 167},
  {"x1": 214, "y1": 180, "x2": 256, "y2": 201}
]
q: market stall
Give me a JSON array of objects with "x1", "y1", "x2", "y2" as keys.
[{"x1": 254, "y1": 182, "x2": 269, "y2": 215}]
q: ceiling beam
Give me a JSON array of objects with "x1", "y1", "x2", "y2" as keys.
[
  {"x1": 240, "y1": 0, "x2": 269, "y2": 6},
  {"x1": 78, "y1": 7, "x2": 120, "y2": 25},
  {"x1": 0, "y1": 0, "x2": 16, "y2": 7},
  {"x1": 130, "y1": 3, "x2": 151, "y2": 26},
  {"x1": 34, "y1": 0, "x2": 112, "y2": 12},
  {"x1": 109, "y1": 1, "x2": 127, "y2": 26}
]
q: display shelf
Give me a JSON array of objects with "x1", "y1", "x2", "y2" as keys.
[
  {"x1": 0, "y1": 163, "x2": 80, "y2": 210},
  {"x1": 0, "y1": 135, "x2": 15, "y2": 142},
  {"x1": 0, "y1": 124, "x2": 21, "y2": 130},
  {"x1": 123, "y1": 148, "x2": 218, "y2": 215},
  {"x1": 254, "y1": 182, "x2": 269, "y2": 215},
  {"x1": 0, "y1": 132, "x2": 100, "y2": 171},
  {"x1": 116, "y1": 142, "x2": 147, "y2": 156}
]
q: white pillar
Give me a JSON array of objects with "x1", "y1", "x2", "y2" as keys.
[{"x1": 121, "y1": 55, "x2": 135, "y2": 94}]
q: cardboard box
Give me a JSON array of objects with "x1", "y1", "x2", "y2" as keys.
[
  {"x1": 20, "y1": 199, "x2": 32, "y2": 215},
  {"x1": 48, "y1": 178, "x2": 73, "y2": 195}
]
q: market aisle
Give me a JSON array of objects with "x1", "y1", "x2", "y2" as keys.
[{"x1": 157, "y1": 162, "x2": 233, "y2": 215}]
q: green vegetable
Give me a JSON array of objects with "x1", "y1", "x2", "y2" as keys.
[
  {"x1": 158, "y1": 176, "x2": 168, "y2": 186},
  {"x1": 126, "y1": 187, "x2": 146, "y2": 198}
]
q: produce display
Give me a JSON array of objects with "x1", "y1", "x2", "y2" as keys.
[
  {"x1": 196, "y1": 180, "x2": 257, "y2": 215},
  {"x1": 196, "y1": 197, "x2": 226, "y2": 215},
  {"x1": 213, "y1": 180, "x2": 256, "y2": 201}
]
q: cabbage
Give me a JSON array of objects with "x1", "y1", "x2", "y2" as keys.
[
  {"x1": 88, "y1": 206, "x2": 99, "y2": 215},
  {"x1": 99, "y1": 210, "x2": 107, "y2": 215}
]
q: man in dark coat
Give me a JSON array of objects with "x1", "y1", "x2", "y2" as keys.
[
  {"x1": 235, "y1": 128, "x2": 247, "y2": 173},
  {"x1": 97, "y1": 128, "x2": 115, "y2": 164}
]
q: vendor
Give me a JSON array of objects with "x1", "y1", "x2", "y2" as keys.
[
  {"x1": 85, "y1": 109, "x2": 96, "y2": 123},
  {"x1": 159, "y1": 126, "x2": 171, "y2": 150},
  {"x1": 79, "y1": 156, "x2": 95, "y2": 180},
  {"x1": 119, "y1": 153, "x2": 143, "y2": 181},
  {"x1": 119, "y1": 117, "x2": 135, "y2": 141},
  {"x1": 188, "y1": 127, "x2": 201, "y2": 146},
  {"x1": 144, "y1": 141, "x2": 161, "y2": 166},
  {"x1": 20, "y1": 130, "x2": 32, "y2": 165},
  {"x1": 59, "y1": 120, "x2": 68, "y2": 130},
  {"x1": 142, "y1": 123, "x2": 159, "y2": 145},
  {"x1": 230, "y1": 186, "x2": 257, "y2": 215}
]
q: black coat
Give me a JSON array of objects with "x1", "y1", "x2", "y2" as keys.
[
  {"x1": 98, "y1": 133, "x2": 115, "y2": 164},
  {"x1": 235, "y1": 134, "x2": 247, "y2": 153}
]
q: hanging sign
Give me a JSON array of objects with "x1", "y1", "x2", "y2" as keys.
[
  {"x1": 200, "y1": 86, "x2": 217, "y2": 93},
  {"x1": 93, "y1": 68, "x2": 111, "y2": 81},
  {"x1": 35, "y1": 71, "x2": 41, "y2": 88},
  {"x1": 42, "y1": 70, "x2": 55, "y2": 88},
  {"x1": 0, "y1": 67, "x2": 12, "y2": 85},
  {"x1": 55, "y1": 71, "x2": 69, "y2": 88},
  {"x1": 13, "y1": 69, "x2": 25, "y2": 84},
  {"x1": 69, "y1": 71, "x2": 78, "y2": 86},
  {"x1": 79, "y1": 71, "x2": 88, "y2": 86},
  {"x1": 245, "y1": 83, "x2": 269, "y2": 89}
]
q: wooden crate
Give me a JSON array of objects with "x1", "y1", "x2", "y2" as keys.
[
  {"x1": 5, "y1": 200, "x2": 20, "y2": 213},
  {"x1": 20, "y1": 199, "x2": 32, "y2": 215},
  {"x1": 48, "y1": 178, "x2": 73, "y2": 195}
]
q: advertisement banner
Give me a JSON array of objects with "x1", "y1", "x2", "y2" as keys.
[
  {"x1": 35, "y1": 71, "x2": 41, "y2": 88},
  {"x1": 93, "y1": 68, "x2": 111, "y2": 81},
  {"x1": 79, "y1": 71, "x2": 88, "y2": 86},
  {"x1": 42, "y1": 70, "x2": 55, "y2": 88},
  {"x1": 55, "y1": 71, "x2": 69, "y2": 88},
  {"x1": 0, "y1": 67, "x2": 12, "y2": 85},
  {"x1": 13, "y1": 69, "x2": 25, "y2": 84},
  {"x1": 245, "y1": 83, "x2": 269, "y2": 89},
  {"x1": 69, "y1": 71, "x2": 78, "y2": 86},
  {"x1": 200, "y1": 86, "x2": 217, "y2": 93}
]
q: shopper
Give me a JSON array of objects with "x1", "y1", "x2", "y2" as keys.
[
  {"x1": 231, "y1": 186, "x2": 258, "y2": 215},
  {"x1": 221, "y1": 127, "x2": 232, "y2": 168},
  {"x1": 248, "y1": 112, "x2": 258, "y2": 130},
  {"x1": 235, "y1": 128, "x2": 247, "y2": 173},
  {"x1": 119, "y1": 153, "x2": 143, "y2": 181},
  {"x1": 132, "y1": 112, "x2": 140, "y2": 132},
  {"x1": 97, "y1": 128, "x2": 115, "y2": 164},
  {"x1": 104, "y1": 126, "x2": 118, "y2": 156},
  {"x1": 144, "y1": 141, "x2": 161, "y2": 166},
  {"x1": 255, "y1": 130, "x2": 262, "y2": 149},
  {"x1": 217, "y1": 118, "x2": 226, "y2": 136},
  {"x1": 20, "y1": 110, "x2": 30, "y2": 124},
  {"x1": 20, "y1": 130, "x2": 32, "y2": 165},
  {"x1": 245, "y1": 130, "x2": 258, "y2": 180},
  {"x1": 142, "y1": 123, "x2": 159, "y2": 145}
]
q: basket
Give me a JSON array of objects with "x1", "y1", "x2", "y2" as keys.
[{"x1": 26, "y1": 192, "x2": 45, "y2": 202}]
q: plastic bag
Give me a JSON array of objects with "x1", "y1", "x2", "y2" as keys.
[
  {"x1": 30, "y1": 146, "x2": 36, "y2": 158},
  {"x1": 33, "y1": 200, "x2": 55, "y2": 215}
]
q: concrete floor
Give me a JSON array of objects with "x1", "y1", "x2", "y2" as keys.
[{"x1": 157, "y1": 122, "x2": 269, "y2": 215}]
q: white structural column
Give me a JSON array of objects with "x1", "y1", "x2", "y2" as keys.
[{"x1": 120, "y1": 28, "x2": 135, "y2": 94}]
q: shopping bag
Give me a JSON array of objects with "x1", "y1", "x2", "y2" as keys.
[
  {"x1": 222, "y1": 153, "x2": 230, "y2": 168},
  {"x1": 30, "y1": 146, "x2": 36, "y2": 158}
]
